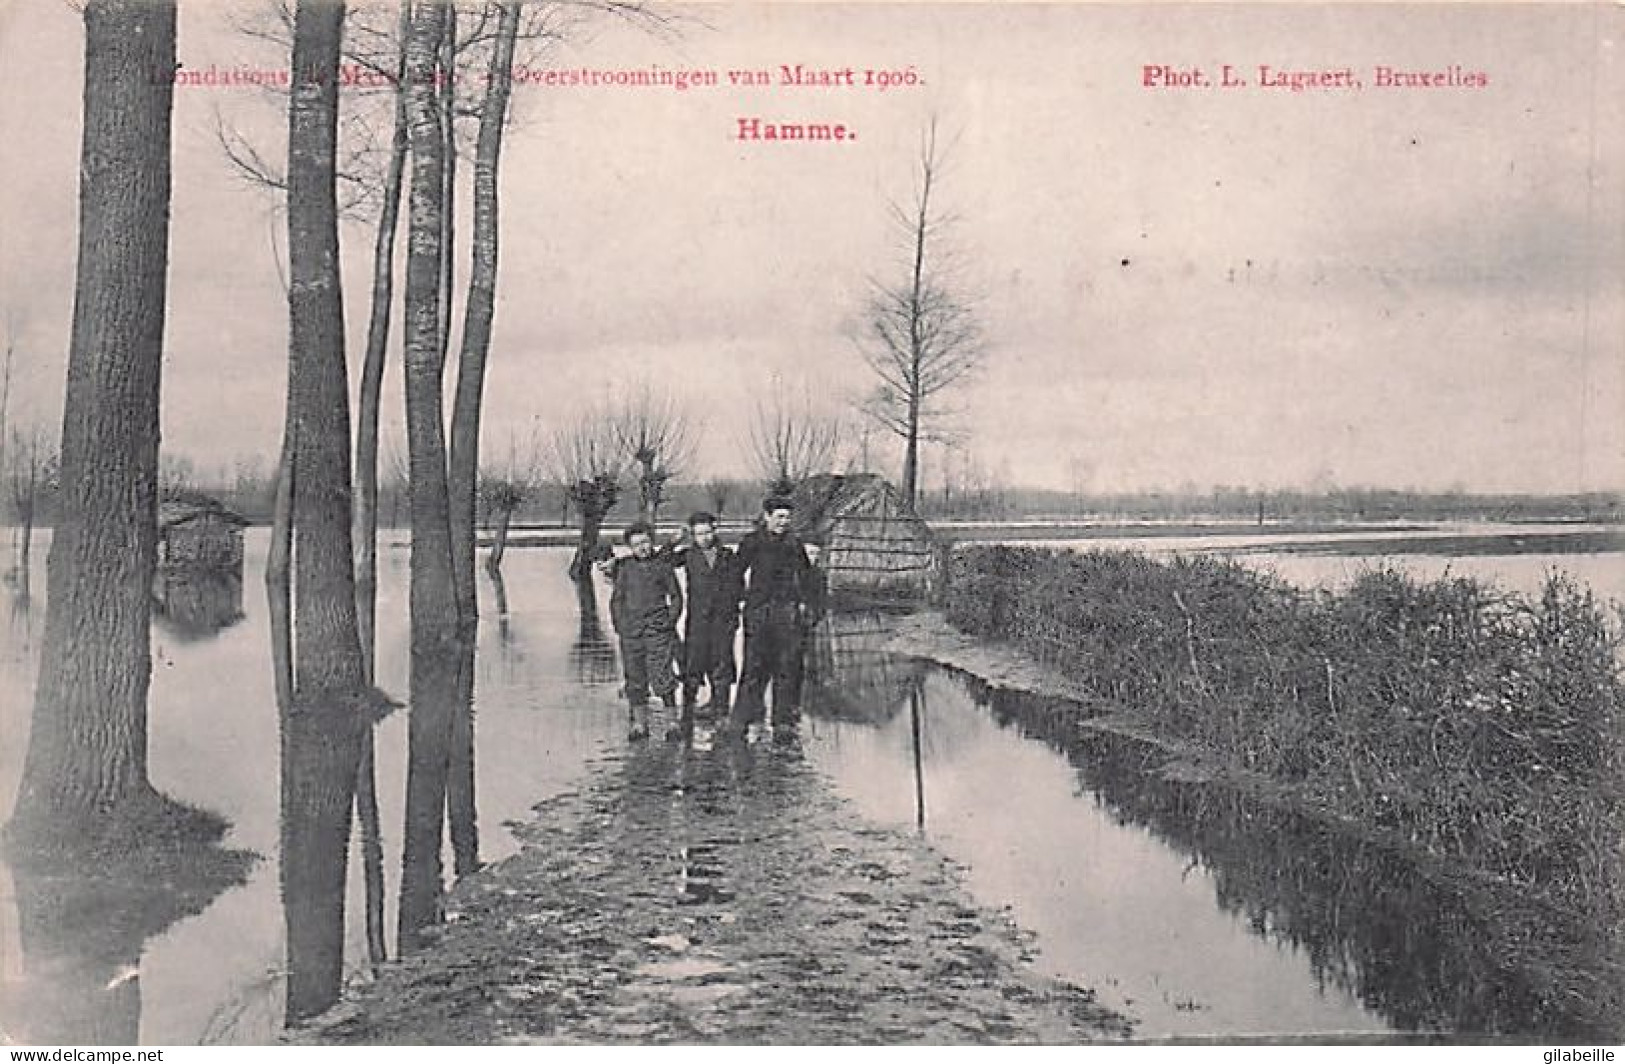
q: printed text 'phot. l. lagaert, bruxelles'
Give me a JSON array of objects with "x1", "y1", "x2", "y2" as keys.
[{"x1": 1141, "y1": 63, "x2": 1490, "y2": 91}]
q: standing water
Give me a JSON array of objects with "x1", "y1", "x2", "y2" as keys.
[
  {"x1": 799, "y1": 613, "x2": 1610, "y2": 1039},
  {"x1": 0, "y1": 534, "x2": 627, "y2": 1044},
  {"x1": 2, "y1": 529, "x2": 1615, "y2": 1041}
]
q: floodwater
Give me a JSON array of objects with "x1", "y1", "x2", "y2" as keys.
[
  {"x1": 799, "y1": 633, "x2": 1607, "y2": 1038},
  {"x1": 1, "y1": 533, "x2": 626, "y2": 1044},
  {"x1": 1, "y1": 527, "x2": 1618, "y2": 1042},
  {"x1": 1019, "y1": 524, "x2": 1625, "y2": 602}
]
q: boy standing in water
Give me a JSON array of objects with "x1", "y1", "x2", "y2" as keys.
[
  {"x1": 609, "y1": 522, "x2": 684, "y2": 740},
  {"x1": 676, "y1": 511, "x2": 743, "y2": 720}
]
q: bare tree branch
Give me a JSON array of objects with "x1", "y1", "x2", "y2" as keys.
[
  {"x1": 746, "y1": 377, "x2": 840, "y2": 494},
  {"x1": 610, "y1": 380, "x2": 697, "y2": 524}
]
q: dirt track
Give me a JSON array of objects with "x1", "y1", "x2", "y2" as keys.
[{"x1": 296, "y1": 724, "x2": 1133, "y2": 1045}]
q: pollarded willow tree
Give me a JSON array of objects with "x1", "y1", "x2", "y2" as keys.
[
  {"x1": 552, "y1": 406, "x2": 624, "y2": 582},
  {"x1": 858, "y1": 117, "x2": 985, "y2": 510},
  {"x1": 611, "y1": 381, "x2": 696, "y2": 526}
]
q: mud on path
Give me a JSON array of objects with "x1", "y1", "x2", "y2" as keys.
[{"x1": 298, "y1": 728, "x2": 1134, "y2": 1045}]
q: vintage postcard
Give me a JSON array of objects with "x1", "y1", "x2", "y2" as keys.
[{"x1": 0, "y1": 0, "x2": 1620, "y2": 1048}]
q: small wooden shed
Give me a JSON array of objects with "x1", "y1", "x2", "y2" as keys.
[
  {"x1": 791, "y1": 473, "x2": 935, "y2": 604},
  {"x1": 158, "y1": 493, "x2": 248, "y2": 570}
]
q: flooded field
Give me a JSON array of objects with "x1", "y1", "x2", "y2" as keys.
[
  {"x1": 1, "y1": 534, "x2": 627, "y2": 1044},
  {"x1": 1019, "y1": 524, "x2": 1624, "y2": 602},
  {"x1": 1, "y1": 525, "x2": 1619, "y2": 1042}
]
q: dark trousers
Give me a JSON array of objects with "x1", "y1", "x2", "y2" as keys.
[
  {"x1": 683, "y1": 616, "x2": 738, "y2": 693},
  {"x1": 619, "y1": 625, "x2": 677, "y2": 704},
  {"x1": 735, "y1": 604, "x2": 804, "y2": 722}
]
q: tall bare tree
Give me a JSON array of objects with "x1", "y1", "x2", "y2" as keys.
[
  {"x1": 859, "y1": 118, "x2": 984, "y2": 508},
  {"x1": 448, "y1": 0, "x2": 521, "y2": 622},
  {"x1": 397, "y1": 0, "x2": 464, "y2": 953},
  {"x1": 612, "y1": 382, "x2": 695, "y2": 525},
  {"x1": 280, "y1": 0, "x2": 372, "y2": 1022},
  {"x1": 747, "y1": 378, "x2": 840, "y2": 496},
  {"x1": 552, "y1": 409, "x2": 622, "y2": 581},
  {"x1": 9, "y1": 0, "x2": 180, "y2": 846}
]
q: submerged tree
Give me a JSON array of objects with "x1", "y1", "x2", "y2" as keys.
[
  {"x1": 280, "y1": 0, "x2": 373, "y2": 1023},
  {"x1": 6, "y1": 425, "x2": 56, "y2": 591},
  {"x1": 8, "y1": 0, "x2": 183, "y2": 848},
  {"x1": 479, "y1": 427, "x2": 542, "y2": 573},
  {"x1": 551, "y1": 409, "x2": 622, "y2": 582},
  {"x1": 858, "y1": 118, "x2": 985, "y2": 509},
  {"x1": 396, "y1": 0, "x2": 464, "y2": 953}
]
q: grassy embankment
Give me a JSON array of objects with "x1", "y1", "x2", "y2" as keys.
[{"x1": 945, "y1": 546, "x2": 1624, "y2": 1018}]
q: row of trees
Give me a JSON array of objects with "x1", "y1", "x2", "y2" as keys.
[
  {"x1": 4, "y1": 0, "x2": 987, "y2": 1031},
  {"x1": 2, "y1": 0, "x2": 542, "y2": 1023}
]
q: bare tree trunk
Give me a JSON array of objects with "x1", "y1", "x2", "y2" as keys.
[
  {"x1": 16, "y1": 462, "x2": 36, "y2": 582},
  {"x1": 442, "y1": 2, "x2": 521, "y2": 879},
  {"x1": 398, "y1": 0, "x2": 462, "y2": 954},
  {"x1": 266, "y1": 441, "x2": 293, "y2": 717},
  {"x1": 488, "y1": 561, "x2": 510, "y2": 637},
  {"x1": 570, "y1": 505, "x2": 606, "y2": 583},
  {"x1": 436, "y1": 8, "x2": 457, "y2": 369},
  {"x1": 901, "y1": 157, "x2": 930, "y2": 508},
  {"x1": 282, "y1": 0, "x2": 368, "y2": 1023},
  {"x1": 448, "y1": 0, "x2": 519, "y2": 622},
  {"x1": 486, "y1": 503, "x2": 514, "y2": 572},
  {"x1": 446, "y1": 643, "x2": 479, "y2": 876},
  {"x1": 10, "y1": 0, "x2": 176, "y2": 843},
  {"x1": 902, "y1": 393, "x2": 920, "y2": 509},
  {"x1": 350, "y1": 0, "x2": 410, "y2": 973},
  {"x1": 354, "y1": 0, "x2": 409, "y2": 688}
]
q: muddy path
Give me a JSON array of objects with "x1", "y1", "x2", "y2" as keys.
[{"x1": 298, "y1": 728, "x2": 1133, "y2": 1045}]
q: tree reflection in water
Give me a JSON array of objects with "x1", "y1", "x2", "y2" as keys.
[
  {"x1": 797, "y1": 614, "x2": 1619, "y2": 1039},
  {"x1": 2, "y1": 833, "x2": 254, "y2": 1044},
  {"x1": 569, "y1": 577, "x2": 618, "y2": 688},
  {"x1": 966, "y1": 677, "x2": 1620, "y2": 1039}
]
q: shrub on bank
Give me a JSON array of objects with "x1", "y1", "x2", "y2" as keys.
[{"x1": 946, "y1": 546, "x2": 1625, "y2": 923}]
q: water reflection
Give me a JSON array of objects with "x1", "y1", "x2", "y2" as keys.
[
  {"x1": 152, "y1": 569, "x2": 244, "y2": 642},
  {"x1": 1, "y1": 838, "x2": 255, "y2": 1044},
  {"x1": 973, "y1": 679, "x2": 1617, "y2": 1039},
  {"x1": 801, "y1": 612, "x2": 923, "y2": 723},
  {"x1": 569, "y1": 577, "x2": 618, "y2": 688},
  {"x1": 1, "y1": 538, "x2": 626, "y2": 1044},
  {"x1": 801, "y1": 623, "x2": 1618, "y2": 1039}
]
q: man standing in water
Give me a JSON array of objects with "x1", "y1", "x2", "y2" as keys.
[{"x1": 725, "y1": 495, "x2": 816, "y2": 739}]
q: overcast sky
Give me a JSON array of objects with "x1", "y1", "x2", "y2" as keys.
[{"x1": 1, "y1": 1, "x2": 1620, "y2": 494}]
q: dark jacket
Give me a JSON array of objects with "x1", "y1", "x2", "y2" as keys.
[
  {"x1": 610, "y1": 554, "x2": 683, "y2": 637},
  {"x1": 680, "y1": 543, "x2": 743, "y2": 630},
  {"x1": 735, "y1": 529, "x2": 813, "y2": 613}
]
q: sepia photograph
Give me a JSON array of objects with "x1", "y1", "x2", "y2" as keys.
[{"x1": 0, "y1": 0, "x2": 1621, "y2": 1047}]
